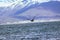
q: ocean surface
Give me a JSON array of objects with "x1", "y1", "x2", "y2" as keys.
[{"x1": 0, "y1": 21, "x2": 60, "y2": 40}]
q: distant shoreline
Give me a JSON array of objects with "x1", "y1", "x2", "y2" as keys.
[{"x1": 0, "y1": 19, "x2": 60, "y2": 25}]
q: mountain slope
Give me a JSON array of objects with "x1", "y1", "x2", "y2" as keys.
[
  {"x1": 40, "y1": 1, "x2": 60, "y2": 13},
  {"x1": 13, "y1": 1, "x2": 60, "y2": 20},
  {"x1": 13, "y1": 1, "x2": 60, "y2": 16},
  {"x1": 0, "y1": 1, "x2": 60, "y2": 23}
]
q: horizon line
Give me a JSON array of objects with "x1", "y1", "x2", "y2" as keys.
[{"x1": 0, "y1": 19, "x2": 60, "y2": 25}]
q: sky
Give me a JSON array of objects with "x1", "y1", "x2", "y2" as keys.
[{"x1": 0, "y1": 0, "x2": 60, "y2": 23}]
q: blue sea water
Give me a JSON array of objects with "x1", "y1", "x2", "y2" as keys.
[{"x1": 0, "y1": 21, "x2": 60, "y2": 40}]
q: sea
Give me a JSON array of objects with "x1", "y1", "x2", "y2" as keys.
[{"x1": 0, "y1": 21, "x2": 60, "y2": 40}]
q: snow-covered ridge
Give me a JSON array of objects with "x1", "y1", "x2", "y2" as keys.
[
  {"x1": 0, "y1": 0, "x2": 50, "y2": 8},
  {"x1": 0, "y1": 0, "x2": 59, "y2": 8},
  {"x1": 0, "y1": 19, "x2": 60, "y2": 25},
  {"x1": 0, "y1": 2, "x2": 13, "y2": 7}
]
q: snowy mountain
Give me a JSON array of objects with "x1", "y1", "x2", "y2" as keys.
[
  {"x1": 0, "y1": 0, "x2": 60, "y2": 23},
  {"x1": 40, "y1": 1, "x2": 60, "y2": 13},
  {"x1": 13, "y1": 1, "x2": 60, "y2": 20},
  {"x1": 0, "y1": 0, "x2": 50, "y2": 20}
]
